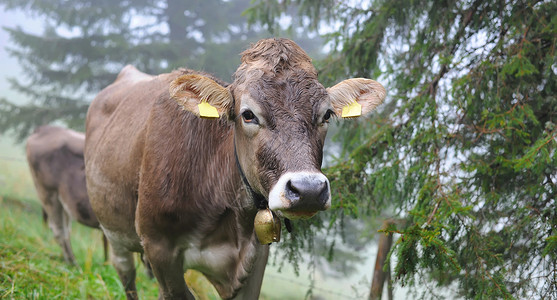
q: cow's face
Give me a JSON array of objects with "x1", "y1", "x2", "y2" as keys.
[{"x1": 169, "y1": 38, "x2": 385, "y2": 219}]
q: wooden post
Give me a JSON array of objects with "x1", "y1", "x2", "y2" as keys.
[{"x1": 369, "y1": 220, "x2": 394, "y2": 300}]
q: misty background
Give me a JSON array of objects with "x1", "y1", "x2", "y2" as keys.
[{"x1": 1, "y1": 1, "x2": 555, "y2": 299}]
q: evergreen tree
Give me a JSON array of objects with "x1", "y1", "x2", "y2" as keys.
[
  {"x1": 0, "y1": 0, "x2": 321, "y2": 140},
  {"x1": 248, "y1": 0, "x2": 557, "y2": 298}
]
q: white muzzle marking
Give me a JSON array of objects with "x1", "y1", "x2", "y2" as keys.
[{"x1": 268, "y1": 171, "x2": 331, "y2": 219}]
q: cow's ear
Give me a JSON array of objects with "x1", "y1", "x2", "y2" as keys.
[
  {"x1": 169, "y1": 74, "x2": 233, "y2": 118},
  {"x1": 326, "y1": 78, "x2": 386, "y2": 118}
]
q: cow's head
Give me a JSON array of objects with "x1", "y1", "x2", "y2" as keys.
[{"x1": 169, "y1": 38, "x2": 385, "y2": 219}]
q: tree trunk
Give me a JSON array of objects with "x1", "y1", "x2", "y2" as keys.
[{"x1": 369, "y1": 220, "x2": 394, "y2": 300}]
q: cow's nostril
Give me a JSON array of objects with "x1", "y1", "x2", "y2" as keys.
[
  {"x1": 316, "y1": 181, "x2": 329, "y2": 205},
  {"x1": 285, "y1": 180, "x2": 300, "y2": 200},
  {"x1": 286, "y1": 177, "x2": 329, "y2": 205}
]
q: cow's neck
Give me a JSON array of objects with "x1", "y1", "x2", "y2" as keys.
[
  {"x1": 153, "y1": 97, "x2": 261, "y2": 233},
  {"x1": 186, "y1": 119, "x2": 260, "y2": 232},
  {"x1": 233, "y1": 137, "x2": 267, "y2": 211}
]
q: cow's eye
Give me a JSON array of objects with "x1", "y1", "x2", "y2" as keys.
[
  {"x1": 242, "y1": 110, "x2": 259, "y2": 125},
  {"x1": 322, "y1": 110, "x2": 334, "y2": 123}
]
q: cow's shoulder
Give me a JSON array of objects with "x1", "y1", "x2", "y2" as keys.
[
  {"x1": 92, "y1": 66, "x2": 155, "y2": 116},
  {"x1": 27, "y1": 126, "x2": 83, "y2": 155},
  {"x1": 26, "y1": 126, "x2": 85, "y2": 185},
  {"x1": 115, "y1": 65, "x2": 153, "y2": 84},
  {"x1": 86, "y1": 67, "x2": 155, "y2": 138},
  {"x1": 60, "y1": 128, "x2": 85, "y2": 158}
]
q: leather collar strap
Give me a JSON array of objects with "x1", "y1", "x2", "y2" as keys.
[{"x1": 233, "y1": 139, "x2": 268, "y2": 210}]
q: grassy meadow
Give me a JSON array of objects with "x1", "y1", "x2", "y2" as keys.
[{"x1": 0, "y1": 135, "x2": 316, "y2": 299}]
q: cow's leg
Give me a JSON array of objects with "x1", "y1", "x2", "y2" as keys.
[
  {"x1": 61, "y1": 209, "x2": 75, "y2": 261},
  {"x1": 143, "y1": 239, "x2": 195, "y2": 300},
  {"x1": 32, "y1": 180, "x2": 77, "y2": 265},
  {"x1": 42, "y1": 191, "x2": 77, "y2": 265},
  {"x1": 108, "y1": 239, "x2": 138, "y2": 300},
  {"x1": 41, "y1": 208, "x2": 48, "y2": 225},
  {"x1": 140, "y1": 253, "x2": 154, "y2": 279},
  {"x1": 231, "y1": 244, "x2": 269, "y2": 300}
]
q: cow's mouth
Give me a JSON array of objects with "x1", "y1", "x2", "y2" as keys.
[{"x1": 273, "y1": 209, "x2": 318, "y2": 219}]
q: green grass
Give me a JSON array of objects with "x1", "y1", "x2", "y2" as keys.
[
  {"x1": 0, "y1": 194, "x2": 159, "y2": 299},
  {"x1": 0, "y1": 193, "x2": 165, "y2": 299}
]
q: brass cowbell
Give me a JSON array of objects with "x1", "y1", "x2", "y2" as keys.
[{"x1": 254, "y1": 209, "x2": 281, "y2": 244}]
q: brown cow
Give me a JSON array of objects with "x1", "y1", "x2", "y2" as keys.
[
  {"x1": 26, "y1": 125, "x2": 107, "y2": 265},
  {"x1": 84, "y1": 38, "x2": 386, "y2": 299}
]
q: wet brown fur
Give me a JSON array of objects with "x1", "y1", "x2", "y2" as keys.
[{"x1": 85, "y1": 66, "x2": 260, "y2": 299}]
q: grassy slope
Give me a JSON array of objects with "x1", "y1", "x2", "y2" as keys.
[{"x1": 0, "y1": 195, "x2": 160, "y2": 299}]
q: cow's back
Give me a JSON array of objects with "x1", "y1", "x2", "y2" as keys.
[{"x1": 27, "y1": 125, "x2": 85, "y2": 189}]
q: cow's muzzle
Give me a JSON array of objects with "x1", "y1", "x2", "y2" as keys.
[{"x1": 268, "y1": 172, "x2": 331, "y2": 219}]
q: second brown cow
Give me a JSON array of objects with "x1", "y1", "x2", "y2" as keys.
[{"x1": 26, "y1": 125, "x2": 106, "y2": 265}]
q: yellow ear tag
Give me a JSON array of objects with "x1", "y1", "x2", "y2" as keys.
[
  {"x1": 198, "y1": 101, "x2": 219, "y2": 118},
  {"x1": 341, "y1": 101, "x2": 362, "y2": 118}
]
